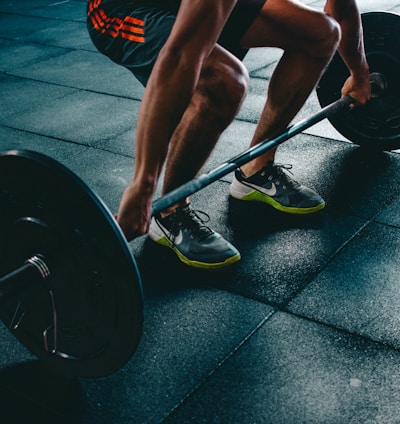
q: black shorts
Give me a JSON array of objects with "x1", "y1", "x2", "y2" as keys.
[{"x1": 87, "y1": 0, "x2": 265, "y2": 86}]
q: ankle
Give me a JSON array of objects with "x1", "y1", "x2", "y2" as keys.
[
  {"x1": 241, "y1": 161, "x2": 274, "y2": 178},
  {"x1": 160, "y1": 201, "x2": 189, "y2": 218}
]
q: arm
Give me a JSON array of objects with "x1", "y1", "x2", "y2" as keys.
[
  {"x1": 117, "y1": 0, "x2": 237, "y2": 240},
  {"x1": 324, "y1": 0, "x2": 370, "y2": 105}
]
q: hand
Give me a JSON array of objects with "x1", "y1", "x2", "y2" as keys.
[
  {"x1": 341, "y1": 72, "x2": 371, "y2": 107},
  {"x1": 115, "y1": 184, "x2": 153, "y2": 241}
]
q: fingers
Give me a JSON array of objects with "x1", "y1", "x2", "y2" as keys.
[
  {"x1": 114, "y1": 185, "x2": 153, "y2": 242},
  {"x1": 116, "y1": 213, "x2": 150, "y2": 242},
  {"x1": 341, "y1": 74, "x2": 371, "y2": 107},
  {"x1": 114, "y1": 214, "x2": 140, "y2": 242}
]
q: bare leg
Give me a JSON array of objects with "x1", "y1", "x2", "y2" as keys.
[
  {"x1": 239, "y1": 0, "x2": 341, "y2": 177},
  {"x1": 146, "y1": 47, "x2": 247, "y2": 268},
  {"x1": 161, "y1": 46, "x2": 249, "y2": 213}
]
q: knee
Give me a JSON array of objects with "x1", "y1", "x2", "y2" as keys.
[
  {"x1": 310, "y1": 14, "x2": 341, "y2": 59},
  {"x1": 325, "y1": 15, "x2": 341, "y2": 52},
  {"x1": 199, "y1": 57, "x2": 249, "y2": 120},
  {"x1": 220, "y1": 59, "x2": 249, "y2": 106}
]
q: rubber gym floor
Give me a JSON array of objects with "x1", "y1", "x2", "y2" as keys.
[{"x1": 1, "y1": 1, "x2": 400, "y2": 423}]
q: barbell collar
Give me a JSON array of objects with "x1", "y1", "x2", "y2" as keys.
[{"x1": 0, "y1": 255, "x2": 50, "y2": 310}]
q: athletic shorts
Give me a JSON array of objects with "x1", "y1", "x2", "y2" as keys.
[{"x1": 87, "y1": 0, "x2": 266, "y2": 86}]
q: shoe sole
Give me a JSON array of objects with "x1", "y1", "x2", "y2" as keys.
[
  {"x1": 230, "y1": 186, "x2": 326, "y2": 214},
  {"x1": 149, "y1": 222, "x2": 241, "y2": 269}
]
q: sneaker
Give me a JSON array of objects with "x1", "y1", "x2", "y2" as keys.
[
  {"x1": 229, "y1": 162, "x2": 325, "y2": 214},
  {"x1": 148, "y1": 205, "x2": 241, "y2": 269}
]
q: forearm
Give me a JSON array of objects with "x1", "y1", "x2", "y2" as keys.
[{"x1": 133, "y1": 49, "x2": 200, "y2": 192}]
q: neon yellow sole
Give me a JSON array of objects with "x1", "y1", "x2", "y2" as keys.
[
  {"x1": 154, "y1": 236, "x2": 241, "y2": 269},
  {"x1": 234, "y1": 191, "x2": 326, "y2": 214}
]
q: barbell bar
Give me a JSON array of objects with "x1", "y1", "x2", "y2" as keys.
[
  {"x1": 153, "y1": 94, "x2": 355, "y2": 213},
  {"x1": 153, "y1": 69, "x2": 388, "y2": 213},
  {"x1": 0, "y1": 11, "x2": 399, "y2": 378}
]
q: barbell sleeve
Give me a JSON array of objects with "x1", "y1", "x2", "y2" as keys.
[{"x1": 0, "y1": 255, "x2": 51, "y2": 309}]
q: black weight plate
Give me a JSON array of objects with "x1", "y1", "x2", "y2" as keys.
[
  {"x1": 317, "y1": 11, "x2": 400, "y2": 150},
  {"x1": 0, "y1": 150, "x2": 143, "y2": 377}
]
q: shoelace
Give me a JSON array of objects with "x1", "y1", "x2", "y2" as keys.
[
  {"x1": 269, "y1": 163, "x2": 299, "y2": 189},
  {"x1": 179, "y1": 207, "x2": 214, "y2": 240}
]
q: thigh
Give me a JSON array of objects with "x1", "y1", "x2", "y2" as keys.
[
  {"x1": 218, "y1": 0, "x2": 266, "y2": 60},
  {"x1": 240, "y1": 0, "x2": 330, "y2": 50}
]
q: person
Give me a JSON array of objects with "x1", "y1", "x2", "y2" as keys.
[{"x1": 87, "y1": 0, "x2": 371, "y2": 269}]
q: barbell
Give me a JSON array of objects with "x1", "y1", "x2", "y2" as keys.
[{"x1": 0, "y1": 11, "x2": 399, "y2": 378}]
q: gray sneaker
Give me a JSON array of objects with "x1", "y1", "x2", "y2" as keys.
[
  {"x1": 148, "y1": 205, "x2": 240, "y2": 269},
  {"x1": 229, "y1": 162, "x2": 325, "y2": 214}
]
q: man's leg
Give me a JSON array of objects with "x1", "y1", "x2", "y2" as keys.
[
  {"x1": 229, "y1": 0, "x2": 341, "y2": 213},
  {"x1": 161, "y1": 45, "x2": 249, "y2": 211},
  {"x1": 241, "y1": 0, "x2": 340, "y2": 171},
  {"x1": 148, "y1": 45, "x2": 249, "y2": 268}
]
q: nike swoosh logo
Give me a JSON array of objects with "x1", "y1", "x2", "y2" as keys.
[
  {"x1": 173, "y1": 230, "x2": 183, "y2": 245},
  {"x1": 246, "y1": 181, "x2": 277, "y2": 196}
]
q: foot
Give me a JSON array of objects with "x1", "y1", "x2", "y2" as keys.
[
  {"x1": 148, "y1": 205, "x2": 241, "y2": 269},
  {"x1": 229, "y1": 162, "x2": 325, "y2": 214}
]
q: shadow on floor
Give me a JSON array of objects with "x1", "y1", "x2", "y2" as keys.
[{"x1": 0, "y1": 360, "x2": 85, "y2": 424}]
